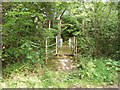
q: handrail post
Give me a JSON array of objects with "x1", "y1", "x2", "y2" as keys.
[
  {"x1": 73, "y1": 36, "x2": 75, "y2": 57},
  {"x1": 45, "y1": 37, "x2": 48, "y2": 64},
  {"x1": 75, "y1": 37, "x2": 77, "y2": 62},
  {"x1": 56, "y1": 36, "x2": 58, "y2": 55},
  {"x1": 73, "y1": 36, "x2": 77, "y2": 62}
]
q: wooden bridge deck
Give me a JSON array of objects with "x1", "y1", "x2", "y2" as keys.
[
  {"x1": 45, "y1": 37, "x2": 78, "y2": 63},
  {"x1": 56, "y1": 45, "x2": 73, "y2": 55},
  {"x1": 46, "y1": 44, "x2": 77, "y2": 71}
]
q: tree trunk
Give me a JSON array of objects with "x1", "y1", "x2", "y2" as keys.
[
  {"x1": 58, "y1": 19, "x2": 62, "y2": 38},
  {"x1": 82, "y1": 20, "x2": 85, "y2": 36},
  {"x1": 57, "y1": 8, "x2": 67, "y2": 39},
  {"x1": 48, "y1": 20, "x2": 51, "y2": 29},
  {"x1": 0, "y1": 3, "x2": 2, "y2": 78},
  {"x1": 94, "y1": 4, "x2": 99, "y2": 58},
  {"x1": 95, "y1": 28, "x2": 99, "y2": 57}
]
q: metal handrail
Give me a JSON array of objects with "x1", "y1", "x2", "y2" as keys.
[
  {"x1": 47, "y1": 37, "x2": 56, "y2": 39},
  {"x1": 29, "y1": 41, "x2": 40, "y2": 46},
  {"x1": 51, "y1": 49, "x2": 56, "y2": 53},
  {"x1": 47, "y1": 43, "x2": 56, "y2": 47}
]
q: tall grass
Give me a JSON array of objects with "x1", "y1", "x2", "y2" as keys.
[{"x1": 1, "y1": 56, "x2": 119, "y2": 88}]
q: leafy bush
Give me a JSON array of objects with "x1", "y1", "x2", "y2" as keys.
[{"x1": 76, "y1": 57, "x2": 119, "y2": 85}]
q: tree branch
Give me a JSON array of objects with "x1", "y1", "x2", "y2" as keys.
[{"x1": 57, "y1": 8, "x2": 67, "y2": 20}]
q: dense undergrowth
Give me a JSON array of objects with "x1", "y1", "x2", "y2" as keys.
[
  {"x1": 1, "y1": 2, "x2": 120, "y2": 89},
  {"x1": 1, "y1": 57, "x2": 119, "y2": 88}
]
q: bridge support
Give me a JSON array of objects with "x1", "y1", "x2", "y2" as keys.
[
  {"x1": 45, "y1": 37, "x2": 48, "y2": 64},
  {"x1": 45, "y1": 36, "x2": 77, "y2": 64},
  {"x1": 56, "y1": 36, "x2": 58, "y2": 54},
  {"x1": 73, "y1": 36, "x2": 77, "y2": 62},
  {"x1": 45, "y1": 36, "x2": 59, "y2": 63}
]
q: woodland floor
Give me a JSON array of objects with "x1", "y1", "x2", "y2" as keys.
[{"x1": 1, "y1": 43, "x2": 119, "y2": 88}]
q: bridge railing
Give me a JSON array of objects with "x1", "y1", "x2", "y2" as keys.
[
  {"x1": 45, "y1": 36, "x2": 77, "y2": 64},
  {"x1": 45, "y1": 36, "x2": 63, "y2": 64},
  {"x1": 68, "y1": 36, "x2": 78, "y2": 62}
]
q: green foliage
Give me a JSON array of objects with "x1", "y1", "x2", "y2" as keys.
[
  {"x1": 2, "y1": 57, "x2": 119, "y2": 88},
  {"x1": 62, "y1": 15, "x2": 79, "y2": 36},
  {"x1": 63, "y1": 2, "x2": 119, "y2": 59},
  {"x1": 76, "y1": 56, "x2": 119, "y2": 85},
  {"x1": 2, "y1": 2, "x2": 119, "y2": 88},
  {"x1": 2, "y1": 3, "x2": 46, "y2": 67}
]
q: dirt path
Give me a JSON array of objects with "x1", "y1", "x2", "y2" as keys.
[{"x1": 46, "y1": 44, "x2": 76, "y2": 71}]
